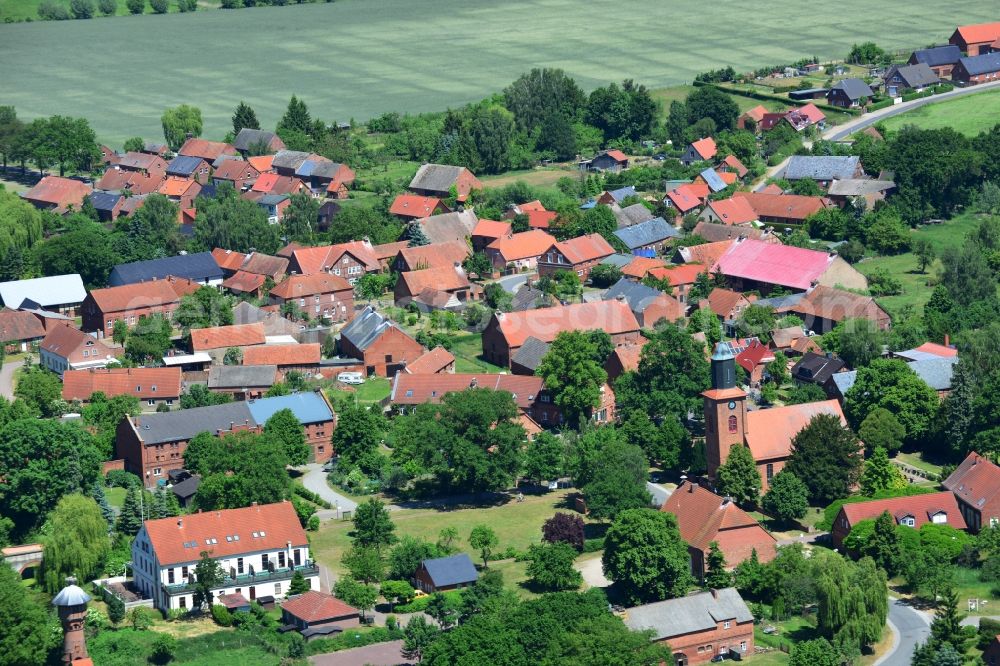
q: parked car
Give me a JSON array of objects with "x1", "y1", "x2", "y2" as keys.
[
  {"x1": 711, "y1": 650, "x2": 742, "y2": 662},
  {"x1": 337, "y1": 371, "x2": 364, "y2": 385}
]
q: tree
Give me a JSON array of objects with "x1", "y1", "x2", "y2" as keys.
[
  {"x1": 277, "y1": 95, "x2": 312, "y2": 137},
  {"x1": 14, "y1": 365, "x2": 63, "y2": 417},
  {"x1": 193, "y1": 184, "x2": 281, "y2": 254},
  {"x1": 502, "y1": 68, "x2": 585, "y2": 132},
  {"x1": 160, "y1": 105, "x2": 202, "y2": 152},
  {"x1": 402, "y1": 615, "x2": 439, "y2": 663},
  {"x1": 526, "y1": 542, "x2": 582, "y2": 591},
  {"x1": 282, "y1": 193, "x2": 320, "y2": 244},
  {"x1": 388, "y1": 537, "x2": 444, "y2": 580},
  {"x1": 602, "y1": 508, "x2": 694, "y2": 604},
  {"x1": 192, "y1": 551, "x2": 224, "y2": 610},
  {"x1": 352, "y1": 499, "x2": 396, "y2": 551},
  {"x1": 97, "y1": 0, "x2": 116, "y2": 13},
  {"x1": 332, "y1": 403, "x2": 386, "y2": 473},
  {"x1": 789, "y1": 638, "x2": 841, "y2": 666},
  {"x1": 705, "y1": 541, "x2": 731, "y2": 589},
  {"x1": 231, "y1": 101, "x2": 260, "y2": 136},
  {"x1": 41, "y1": 494, "x2": 111, "y2": 594},
  {"x1": 126, "y1": 0, "x2": 144, "y2": 13},
  {"x1": 124, "y1": 314, "x2": 173, "y2": 363},
  {"x1": 929, "y1": 587, "x2": 968, "y2": 651},
  {"x1": 112, "y1": 318, "x2": 129, "y2": 346},
  {"x1": 149, "y1": 0, "x2": 167, "y2": 13},
  {"x1": 716, "y1": 444, "x2": 761, "y2": 507},
  {"x1": 844, "y1": 359, "x2": 939, "y2": 445},
  {"x1": 912, "y1": 237, "x2": 936, "y2": 273},
  {"x1": 685, "y1": 85, "x2": 740, "y2": 132},
  {"x1": 736, "y1": 304, "x2": 776, "y2": 341},
  {"x1": 860, "y1": 447, "x2": 907, "y2": 496},
  {"x1": 469, "y1": 525, "x2": 499, "y2": 568},
  {"x1": 522, "y1": 431, "x2": 564, "y2": 484},
  {"x1": 121, "y1": 136, "x2": 143, "y2": 153},
  {"x1": 381, "y1": 579, "x2": 415, "y2": 610},
  {"x1": 70, "y1": 0, "x2": 95, "y2": 19},
  {"x1": 762, "y1": 471, "x2": 809, "y2": 524},
  {"x1": 785, "y1": 414, "x2": 863, "y2": 504},
  {"x1": 535, "y1": 330, "x2": 608, "y2": 428},
  {"x1": 342, "y1": 545, "x2": 385, "y2": 585},
  {"x1": 589, "y1": 263, "x2": 622, "y2": 288},
  {"x1": 107, "y1": 593, "x2": 126, "y2": 625},
  {"x1": 288, "y1": 570, "x2": 311, "y2": 595},
  {"x1": 263, "y1": 408, "x2": 310, "y2": 466},
  {"x1": 542, "y1": 512, "x2": 585, "y2": 551},
  {"x1": 0, "y1": 565, "x2": 55, "y2": 666},
  {"x1": 858, "y1": 408, "x2": 905, "y2": 455},
  {"x1": 173, "y1": 286, "x2": 232, "y2": 330},
  {"x1": 117, "y1": 485, "x2": 145, "y2": 536},
  {"x1": 585, "y1": 79, "x2": 657, "y2": 142},
  {"x1": 149, "y1": 634, "x2": 177, "y2": 665},
  {"x1": 426, "y1": 591, "x2": 461, "y2": 629},
  {"x1": 334, "y1": 577, "x2": 378, "y2": 621},
  {"x1": 578, "y1": 432, "x2": 651, "y2": 521}
]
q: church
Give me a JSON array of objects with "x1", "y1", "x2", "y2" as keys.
[{"x1": 703, "y1": 343, "x2": 846, "y2": 491}]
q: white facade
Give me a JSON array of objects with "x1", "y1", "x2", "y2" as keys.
[{"x1": 132, "y1": 525, "x2": 319, "y2": 612}]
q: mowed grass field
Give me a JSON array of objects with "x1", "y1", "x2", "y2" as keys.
[
  {"x1": 0, "y1": 0, "x2": 996, "y2": 145},
  {"x1": 881, "y1": 89, "x2": 1000, "y2": 136}
]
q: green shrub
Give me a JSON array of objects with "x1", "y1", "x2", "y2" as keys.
[
  {"x1": 70, "y1": 0, "x2": 95, "y2": 18},
  {"x1": 149, "y1": 0, "x2": 167, "y2": 12},
  {"x1": 38, "y1": 1, "x2": 72, "y2": 20},
  {"x1": 304, "y1": 626, "x2": 405, "y2": 656},
  {"x1": 393, "y1": 589, "x2": 462, "y2": 613},
  {"x1": 106, "y1": 469, "x2": 143, "y2": 488},
  {"x1": 868, "y1": 99, "x2": 894, "y2": 112},
  {"x1": 210, "y1": 604, "x2": 233, "y2": 627},
  {"x1": 125, "y1": 0, "x2": 144, "y2": 12},
  {"x1": 307, "y1": 515, "x2": 320, "y2": 531},
  {"x1": 582, "y1": 538, "x2": 605, "y2": 553},
  {"x1": 97, "y1": 0, "x2": 116, "y2": 14},
  {"x1": 293, "y1": 484, "x2": 332, "y2": 509}
]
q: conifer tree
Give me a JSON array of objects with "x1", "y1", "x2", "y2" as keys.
[
  {"x1": 232, "y1": 101, "x2": 260, "y2": 136},
  {"x1": 705, "y1": 541, "x2": 732, "y2": 589},
  {"x1": 117, "y1": 485, "x2": 144, "y2": 536},
  {"x1": 278, "y1": 95, "x2": 312, "y2": 136},
  {"x1": 90, "y1": 481, "x2": 115, "y2": 529}
]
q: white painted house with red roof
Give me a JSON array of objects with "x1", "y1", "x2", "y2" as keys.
[{"x1": 132, "y1": 501, "x2": 318, "y2": 612}]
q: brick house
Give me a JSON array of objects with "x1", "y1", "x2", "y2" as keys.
[
  {"x1": 831, "y1": 491, "x2": 967, "y2": 549},
  {"x1": 395, "y1": 264, "x2": 480, "y2": 311},
  {"x1": 21, "y1": 176, "x2": 92, "y2": 214},
  {"x1": 703, "y1": 288, "x2": 756, "y2": 323},
  {"x1": 338, "y1": 306, "x2": 424, "y2": 377},
  {"x1": 783, "y1": 285, "x2": 891, "y2": 333},
  {"x1": 233, "y1": 128, "x2": 286, "y2": 157},
  {"x1": 603, "y1": 278, "x2": 684, "y2": 328},
  {"x1": 389, "y1": 194, "x2": 450, "y2": 221},
  {"x1": 289, "y1": 241, "x2": 381, "y2": 283},
  {"x1": 943, "y1": 452, "x2": 1000, "y2": 532},
  {"x1": 281, "y1": 591, "x2": 360, "y2": 639},
  {"x1": 484, "y1": 230, "x2": 557, "y2": 272},
  {"x1": 536, "y1": 233, "x2": 615, "y2": 282},
  {"x1": 403, "y1": 346, "x2": 455, "y2": 374},
  {"x1": 166, "y1": 155, "x2": 211, "y2": 183},
  {"x1": 909, "y1": 45, "x2": 963, "y2": 77},
  {"x1": 212, "y1": 159, "x2": 261, "y2": 190},
  {"x1": 471, "y1": 219, "x2": 512, "y2": 253},
  {"x1": 177, "y1": 138, "x2": 238, "y2": 163},
  {"x1": 826, "y1": 79, "x2": 874, "y2": 108},
  {"x1": 242, "y1": 343, "x2": 322, "y2": 374},
  {"x1": 413, "y1": 554, "x2": 478, "y2": 593},
  {"x1": 699, "y1": 197, "x2": 758, "y2": 227},
  {"x1": 393, "y1": 241, "x2": 470, "y2": 273},
  {"x1": 680, "y1": 137, "x2": 718, "y2": 166},
  {"x1": 624, "y1": 587, "x2": 754, "y2": 665},
  {"x1": 408, "y1": 164, "x2": 482, "y2": 203},
  {"x1": 952, "y1": 53, "x2": 1000, "y2": 85},
  {"x1": 269, "y1": 274, "x2": 354, "y2": 323},
  {"x1": 39, "y1": 323, "x2": 116, "y2": 375},
  {"x1": 157, "y1": 177, "x2": 202, "y2": 209},
  {"x1": 481, "y1": 300, "x2": 641, "y2": 369},
  {"x1": 190, "y1": 323, "x2": 267, "y2": 357},
  {"x1": 62, "y1": 367, "x2": 182, "y2": 411},
  {"x1": 81, "y1": 277, "x2": 201, "y2": 339},
  {"x1": 116, "y1": 391, "x2": 336, "y2": 483},
  {"x1": 950, "y1": 22, "x2": 1000, "y2": 56},
  {"x1": 735, "y1": 339, "x2": 775, "y2": 387},
  {"x1": 0, "y1": 309, "x2": 47, "y2": 353}
]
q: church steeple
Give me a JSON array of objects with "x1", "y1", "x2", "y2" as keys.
[
  {"x1": 710, "y1": 343, "x2": 737, "y2": 390},
  {"x1": 703, "y1": 343, "x2": 748, "y2": 482}
]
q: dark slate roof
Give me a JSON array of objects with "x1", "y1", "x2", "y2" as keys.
[
  {"x1": 207, "y1": 364, "x2": 278, "y2": 388},
  {"x1": 832, "y1": 357, "x2": 957, "y2": 396},
  {"x1": 309, "y1": 161, "x2": 344, "y2": 180},
  {"x1": 233, "y1": 128, "x2": 279, "y2": 152},
  {"x1": 791, "y1": 351, "x2": 846, "y2": 384},
  {"x1": 785, "y1": 156, "x2": 861, "y2": 181},
  {"x1": 259, "y1": 194, "x2": 289, "y2": 206},
  {"x1": 615, "y1": 203, "x2": 655, "y2": 227},
  {"x1": 607, "y1": 186, "x2": 637, "y2": 203},
  {"x1": 511, "y1": 336, "x2": 550, "y2": 371},
  {"x1": 134, "y1": 401, "x2": 254, "y2": 444},
  {"x1": 911, "y1": 45, "x2": 961, "y2": 67},
  {"x1": 600, "y1": 254, "x2": 635, "y2": 269},
  {"x1": 830, "y1": 78, "x2": 874, "y2": 100},
  {"x1": 108, "y1": 252, "x2": 223, "y2": 286},
  {"x1": 960, "y1": 53, "x2": 1000, "y2": 76},
  {"x1": 197, "y1": 183, "x2": 219, "y2": 200},
  {"x1": 271, "y1": 150, "x2": 312, "y2": 171},
  {"x1": 613, "y1": 217, "x2": 679, "y2": 250},
  {"x1": 604, "y1": 277, "x2": 667, "y2": 314},
  {"x1": 88, "y1": 190, "x2": 123, "y2": 212},
  {"x1": 409, "y1": 164, "x2": 464, "y2": 193},
  {"x1": 170, "y1": 474, "x2": 201, "y2": 500},
  {"x1": 510, "y1": 285, "x2": 550, "y2": 311},
  {"x1": 166, "y1": 155, "x2": 204, "y2": 177},
  {"x1": 699, "y1": 167, "x2": 727, "y2": 193},
  {"x1": 886, "y1": 63, "x2": 940, "y2": 88},
  {"x1": 624, "y1": 588, "x2": 753, "y2": 641},
  {"x1": 420, "y1": 553, "x2": 479, "y2": 588},
  {"x1": 340, "y1": 306, "x2": 394, "y2": 352}
]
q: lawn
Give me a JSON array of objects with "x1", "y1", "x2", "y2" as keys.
[
  {"x1": 447, "y1": 332, "x2": 504, "y2": 374},
  {"x1": 881, "y1": 89, "x2": 1000, "y2": 137},
  {"x1": 1, "y1": 0, "x2": 995, "y2": 144},
  {"x1": 106, "y1": 486, "x2": 126, "y2": 510},
  {"x1": 328, "y1": 377, "x2": 391, "y2": 405},
  {"x1": 480, "y1": 166, "x2": 577, "y2": 190}
]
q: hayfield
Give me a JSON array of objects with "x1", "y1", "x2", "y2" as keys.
[
  {"x1": 881, "y1": 88, "x2": 1000, "y2": 136},
  {"x1": 0, "y1": 0, "x2": 995, "y2": 144}
]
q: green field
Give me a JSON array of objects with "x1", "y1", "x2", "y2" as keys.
[
  {"x1": 0, "y1": 0, "x2": 995, "y2": 144},
  {"x1": 881, "y1": 89, "x2": 1000, "y2": 136}
]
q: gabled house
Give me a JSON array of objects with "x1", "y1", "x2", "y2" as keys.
[
  {"x1": 414, "y1": 210, "x2": 479, "y2": 245},
  {"x1": 408, "y1": 164, "x2": 482, "y2": 202},
  {"x1": 21, "y1": 176, "x2": 92, "y2": 214},
  {"x1": 484, "y1": 230, "x2": 557, "y2": 272},
  {"x1": 731, "y1": 191, "x2": 831, "y2": 226},
  {"x1": 585, "y1": 149, "x2": 629, "y2": 173},
  {"x1": 537, "y1": 233, "x2": 615, "y2": 282},
  {"x1": 289, "y1": 241, "x2": 381, "y2": 282},
  {"x1": 250, "y1": 173, "x2": 309, "y2": 197},
  {"x1": 269, "y1": 274, "x2": 354, "y2": 323},
  {"x1": 882, "y1": 63, "x2": 940, "y2": 96},
  {"x1": 950, "y1": 21, "x2": 1000, "y2": 56},
  {"x1": 613, "y1": 202, "x2": 656, "y2": 228},
  {"x1": 177, "y1": 138, "x2": 237, "y2": 163},
  {"x1": 719, "y1": 154, "x2": 749, "y2": 178},
  {"x1": 413, "y1": 554, "x2": 478, "y2": 593},
  {"x1": 116, "y1": 151, "x2": 168, "y2": 175},
  {"x1": 613, "y1": 217, "x2": 679, "y2": 254},
  {"x1": 697, "y1": 167, "x2": 731, "y2": 193},
  {"x1": 703, "y1": 287, "x2": 756, "y2": 323},
  {"x1": 157, "y1": 177, "x2": 202, "y2": 209},
  {"x1": 769, "y1": 326, "x2": 820, "y2": 357},
  {"x1": 166, "y1": 155, "x2": 211, "y2": 183},
  {"x1": 404, "y1": 346, "x2": 455, "y2": 375},
  {"x1": 604, "y1": 278, "x2": 684, "y2": 328},
  {"x1": 82, "y1": 276, "x2": 200, "y2": 339},
  {"x1": 109, "y1": 252, "x2": 223, "y2": 287},
  {"x1": 389, "y1": 194, "x2": 449, "y2": 221},
  {"x1": 39, "y1": 323, "x2": 115, "y2": 375},
  {"x1": 242, "y1": 344, "x2": 322, "y2": 374},
  {"x1": 826, "y1": 179, "x2": 896, "y2": 210},
  {"x1": 212, "y1": 159, "x2": 261, "y2": 190},
  {"x1": 190, "y1": 322, "x2": 267, "y2": 355},
  {"x1": 393, "y1": 241, "x2": 470, "y2": 273},
  {"x1": 735, "y1": 338, "x2": 775, "y2": 387},
  {"x1": 909, "y1": 45, "x2": 963, "y2": 77},
  {"x1": 784, "y1": 156, "x2": 864, "y2": 185},
  {"x1": 952, "y1": 52, "x2": 1000, "y2": 85},
  {"x1": 713, "y1": 237, "x2": 868, "y2": 293},
  {"x1": 680, "y1": 137, "x2": 717, "y2": 166},
  {"x1": 281, "y1": 591, "x2": 359, "y2": 639},
  {"x1": 471, "y1": 219, "x2": 512, "y2": 253},
  {"x1": 784, "y1": 285, "x2": 891, "y2": 333},
  {"x1": 826, "y1": 79, "x2": 874, "y2": 108},
  {"x1": 699, "y1": 197, "x2": 758, "y2": 227},
  {"x1": 62, "y1": 367, "x2": 182, "y2": 410},
  {"x1": 790, "y1": 351, "x2": 848, "y2": 393},
  {"x1": 647, "y1": 263, "x2": 707, "y2": 304},
  {"x1": 233, "y1": 129, "x2": 285, "y2": 157},
  {"x1": 0, "y1": 308, "x2": 47, "y2": 352},
  {"x1": 95, "y1": 168, "x2": 164, "y2": 196},
  {"x1": 0, "y1": 274, "x2": 86, "y2": 316},
  {"x1": 88, "y1": 191, "x2": 125, "y2": 222},
  {"x1": 503, "y1": 200, "x2": 557, "y2": 229},
  {"x1": 831, "y1": 491, "x2": 967, "y2": 549},
  {"x1": 338, "y1": 306, "x2": 424, "y2": 376},
  {"x1": 255, "y1": 194, "x2": 291, "y2": 223},
  {"x1": 737, "y1": 105, "x2": 768, "y2": 130},
  {"x1": 665, "y1": 182, "x2": 711, "y2": 215},
  {"x1": 595, "y1": 186, "x2": 637, "y2": 206},
  {"x1": 394, "y1": 265, "x2": 478, "y2": 311},
  {"x1": 943, "y1": 452, "x2": 1000, "y2": 532}
]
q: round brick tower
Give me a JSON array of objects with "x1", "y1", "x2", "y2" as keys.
[{"x1": 52, "y1": 576, "x2": 91, "y2": 664}]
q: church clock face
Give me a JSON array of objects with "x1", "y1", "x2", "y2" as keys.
[{"x1": 728, "y1": 401, "x2": 737, "y2": 410}]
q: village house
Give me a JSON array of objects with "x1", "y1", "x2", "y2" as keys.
[
  {"x1": 415, "y1": 210, "x2": 480, "y2": 245},
  {"x1": 621, "y1": 256, "x2": 667, "y2": 280},
  {"x1": 62, "y1": 367, "x2": 182, "y2": 411},
  {"x1": 624, "y1": 587, "x2": 755, "y2": 666},
  {"x1": 157, "y1": 177, "x2": 202, "y2": 209},
  {"x1": 403, "y1": 346, "x2": 455, "y2": 374},
  {"x1": 393, "y1": 241, "x2": 470, "y2": 273},
  {"x1": 782, "y1": 285, "x2": 891, "y2": 333},
  {"x1": 769, "y1": 326, "x2": 821, "y2": 357},
  {"x1": 537, "y1": 233, "x2": 615, "y2": 282},
  {"x1": 280, "y1": 590, "x2": 360, "y2": 640},
  {"x1": 950, "y1": 21, "x2": 1000, "y2": 56},
  {"x1": 612, "y1": 217, "x2": 679, "y2": 255},
  {"x1": 166, "y1": 155, "x2": 211, "y2": 184},
  {"x1": 647, "y1": 263, "x2": 706, "y2": 304},
  {"x1": 471, "y1": 219, "x2": 512, "y2": 253},
  {"x1": 212, "y1": 159, "x2": 261, "y2": 190},
  {"x1": 81, "y1": 276, "x2": 201, "y2": 339},
  {"x1": 116, "y1": 151, "x2": 168, "y2": 176},
  {"x1": 0, "y1": 273, "x2": 87, "y2": 317},
  {"x1": 211, "y1": 249, "x2": 288, "y2": 282},
  {"x1": 21, "y1": 176, "x2": 92, "y2": 214},
  {"x1": 116, "y1": 391, "x2": 336, "y2": 482},
  {"x1": 790, "y1": 351, "x2": 849, "y2": 395},
  {"x1": 408, "y1": 163, "x2": 482, "y2": 202},
  {"x1": 662, "y1": 482, "x2": 778, "y2": 576},
  {"x1": 696, "y1": 167, "x2": 736, "y2": 194},
  {"x1": 826, "y1": 79, "x2": 874, "y2": 107},
  {"x1": 481, "y1": 300, "x2": 641, "y2": 368},
  {"x1": 39, "y1": 324, "x2": 116, "y2": 375},
  {"x1": 603, "y1": 278, "x2": 684, "y2": 328},
  {"x1": 698, "y1": 197, "x2": 758, "y2": 227},
  {"x1": 177, "y1": 138, "x2": 237, "y2": 163},
  {"x1": 269, "y1": 273, "x2": 354, "y2": 323},
  {"x1": 413, "y1": 554, "x2": 479, "y2": 593},
  {"x1": 665, "y1": 181, "x2": 711, "y2": 216},
  {"x1": 826, "y1": 179, "x2": 896, "y2": 210},
  {"x1": 338, "y1": 306, "x2": 424, "y2": 377},
  {"x1": 389, "y1": 194, "x2": 450, "y2": 221},
  {"x1": 594, "y1": 186, "x2": 637, "y2": 207},
  {"x1": 109, "y1": 252, "x2": 223, "y2": 287},
  {"x1": 691, "y1": 221, "x2": 778, "y2": 245},
  {"x1": 831, "y1": 491, "x2": 967, "y2": 549},
  {"x1": 207, "y1": 365, "x2": 279, "y2": 400},
  {"x1": 584, "y1": 149, "x2": 630, "y2": 173},
  {"x1": 613, "y1": 202, "x2": 655, "y2": 228},
  {"x1": 784, "y1": 156, "x2": 864, "y2": 186},
  {"x1": 735, "y1": 339, "x2": 775, "y2": 387},
  {"x1": 952, "y1": 53, "x2": 1000, "y2": 85},
  {"x1": 881, "y1": 63, "x2": 940, "y2": 97},
  {"x1": 254, "y1": 194, "x2": 292, "y2": 223},
  {"x1": 0, "y1": 309, "x2": 47, "y2": 353},
  {"x1": 731, "y1": 191, "x2": 831, "y2": 227},
  {"x1": 719, "y1": 154, "x2": 749, "y2": 178},
  {"x1": 289, "y1": 241, "x2": 381, "y2": 282},
  {"x1": 713, "y1": 237, "x2": 868, "y2": 293},
  {"x1": 680, "y1": 137, "x2": 718, "y2": 166},
  {"x1": 909, "y1": 45, "x2": 963, "y2": 77},
  {"x1": 249, "y1": 173, "x2": 310, "y2": 198},
  {"x1": 88, "y1": 191, "x2": 125, "y2": 221},
  {"x1": 393, "y1": 264, "x2": 478, "y2": 311},
  {"x1": 703, "y1": 287, "x2": 756, "y2": 324},
  {"x1": 242, "y1": 343, "x2": 322, "y2": 375},
  {"x1": 132, "y1": 501, "x2": 319, "y2": 612},
  {"x1": 190, "y1": 323, "x2": 267, "y2": 357},
  {"x1": 943, "y1": 452, "x2": 1000, "y2": 532},
  {"x1": 484, "y1": 230, "x2": 557, "y2": 272},
  {"x1": 96, "y1": 167, "x2": 164, "y2": 196},
  {"x1": 233, "y1": 128, "x2": 286, "y2": 157},
  {"x1": 503, "y1": 200, "x2": 558, "y2": 230},
  {"x1": 782, "y1": 103, "x2": 827, "y2": 132},
  {"x1": 737, "y1": 105, "x2": 768, "y2": 130}
]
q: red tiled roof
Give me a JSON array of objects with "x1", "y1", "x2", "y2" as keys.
[
  {"x1": 552, "y1": 233, "x2": 615, "y2": 264},
  {"x1": 943, "y1": 452, "x2": 1000, "y2": 512},
  {"x1": 721, "y1": 154, "x2": 749, "y2": 178},
  {"x1": 705, "y1": 288, "x2": 750, "y2": 318},
  {"x1": 759, "y1": 184, "x2": 784, "y2": 195},
  {"x1": 222, "y1": 271, "x2": 266, "y2": 294},
  {"x1": 62, "y1": 367, "x2": 182, "y2": 401},
  {"x1": 911, "y1": 342, "x2": 958, "y2": 358},
  {"x1": 117, "y1": 151, "x2": 165, "y2": 172},
  {"x1": 666, "y1": 182, "x2": 711, "y2": 213},
  {"x1": 397, "y1": 241, "x2": 470, "y2": 270},
  {"x1": 178, "y1": 138, "x2": 237, "y2": 162},
  {"x1": 487, "y1": 230, "x2": 557, "y2": 262},
  {"x1": 190, "y1": 323, "x2": 266, "y2": 352},
  {"x1": 797, "y1": 103, "x2": 826, "y2": 124},
  {"x1": 472, "y1": 219, "x2": 512, "y2": 239},
  {"x1": 282, "y1": 590, "x2": 358, "y2": 623},
  {"x1": 241, "y1": 253, "x2": 289, "y2": 278},
  {"x1": 0, "y1": 309, "x2": 46, "y2": 341},
  {"x1": 608, "y1": 344, "x2": 643, "y2": 374},
  {"x1": 291, "y1": 241, "x2": 380, "y2": 275},
  {"x1": 661, "y1": 482, "x2": 777, "y2": 564},
  {"x1": 493, "y1": 300, "x2": 639, "y2": 348},
  {"x1": 742, "y1": 105, "x2": 768, "y2": 122},
  {"x1": 158, "y1": 177, "x2": 198, "y2": 198},
  {"x1": 648, "y1": 263, "x2": 706, "y2": 286},
  {"x1": 715, "y1": 238, "x2": 835, "y2": 290},
  {"x1": 954, "y1": 22, "x2": 1000, "y2": 44},
  {"x1": 745, "y1": 399, "x2": 846, "y2": 460},
  {"x1": 794, "y1": 286, "x2": 884, "y2": 325},
  {"x1": 142, "y1": 501, "x2": 307, "y2": 566},
  {"x1": 270, "y1": 273, "x2": 352, "y2": 300},
  {"x1": 212, "y1": 248, "x2": 248, "y2": 272},
  {"x1": 242, "y1": 343, "x2": 321, "y2": 366},
  {"x1": 41, "y1": 323, "x2": 112, "y2": 357},
  {"x1": 525, "y1": 210, "x2": 558, "y2": 229},
  {"x1": 212, "y1": 159, "x2": 260, "y2": 182},
  {"x1": 372, "y1": 241, "x2": 411, "y2": 262},
  {"x1": 404, "y1": 346, "x2": 455, "y2": 374},
  {"x1": 392, "y1": 372, "x2": 543, "y2": 410},
  {"x1": 605, "y1": 149, "x2": 628, "y2": 162},
  {"x1": 87, "y1": 277, "x2": 199, "y2": 314},
  {"x1": 517, "y1": 200, "x2": 546, "y2": 212},
  {"x1": 252, "y1": 173, "x2": 305, "y2": 195},
  {"x1": 732, "y1": 191, "x2": 830, "y2": 223},
  {"x1": 23, "y1": 176, "x2": 91, "y2": 209},
  {"x1": 399, "y1": 265, "x2": 469, "y2": 295},
  {"x1": 840, "y1": 491, "x2": 967, "y2": 531},
  {"x1": 96, "y1": 169, "x2": 165, "y2": 196},
  {"x1": 706, "y1": 197, "x2": 758, "y2": 226},
  {"x1": 247, "y1": 155, "x2": 274, "y2": 173},
  {"x1": 717, "y1": 171, "x2": 738, "y2": 185},
  {"x1": 735, "y1": 339, "x2": 775, "y2": 372},
  {"x1": 390, "y1": 194, "x2": 445, "y2": 218},
  {"x1": 691, "y1": 137, "x2": 718, "y2": 161},
  {"x1": 621, "y1": 256, "x2": 667, "y2": 279}
]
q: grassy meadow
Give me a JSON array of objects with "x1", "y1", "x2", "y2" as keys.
[
  {"x1": 881, "y1": 89, "x2": 1000, "y2": 136},
  {"x1": 1, "y1": 0, "x2": 996, "y2": 144}
]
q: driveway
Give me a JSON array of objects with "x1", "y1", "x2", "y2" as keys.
[
  {"x1": 874, "y1": 598, "x2": 932, "y2": 666},
  {"x1": 646, "y1": 482, "x2": 672, "y2": 506},
  {"x1": 0, "y1": 359, "x2": 23, "y2": 399},
  {"x1": 299, "y1": 463, "x2": 358, "y2": 515},
  {"x1": 576, "y1": 555, "x2": 612, "y2": 589},
  {"x1": 309, "y1": 639, "x2": 409, "y2": 666},
  {"x1": 496, "y1": 272, "x2": 532, "y2": 294}
]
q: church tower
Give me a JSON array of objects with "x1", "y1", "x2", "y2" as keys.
[
  {"x1": 703, "y1": 343, "x2": 748, "y2": 481},
  {"x1": 52, "y1": 576, "x2": 91, "y2": 664}
]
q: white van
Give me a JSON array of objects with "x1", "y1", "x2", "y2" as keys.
[{"x1": 337, "y1": 371, "x2": 364, "y2": 385}]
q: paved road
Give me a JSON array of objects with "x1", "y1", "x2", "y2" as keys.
[
  {"x1": 874, "y1": 598, "x2": 932, "y2": 666},
  {"x1": 646, "y1": 482, "x2": 672, "y2": 506},
  {"x1": 0, "y1": 359, "x2": 23, "y2": 399},
  {"x1": 310, "y1": 640, "x2": 408, "y2": 666},
  {"x1": 497, "y1": 272, "x2": 532, "y2": 294},
  {"x1": 576, "y1": 555, "x2": 612, "y2": 589},
  {"x1": 299, "y1": 463, "x2": 359, "y2": 515}
]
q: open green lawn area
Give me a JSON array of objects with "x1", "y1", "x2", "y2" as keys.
[
  {"x1": 328, "y1": 376, "x2": 391, "y2": 405},
  {"x1": 106, "y1": 486, "x2": 126, "y2": 510},
  {"x1": 310, "y1": 488, "x2": 590, "y2": 582},
  {"x1": 1, "y1": 0, "x2": 996, "y2": 144},
  {"x1": 881, "y1": 89, "x2": 1000, "y2": 137},
  {"x1": 446, "y1": 332, "x2": 504, "y2": 374},
  {"x1": 480, "y1": 166, "x2": 577, "y2": 191},
  {"x1": 856, "y1": 211, "x2": 983, "y2": 316}
]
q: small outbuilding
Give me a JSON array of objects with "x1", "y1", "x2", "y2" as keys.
[
  {"x1": 414, "y1": 553, "x2": 479, "y2": 593},
  {"x1": 280, "y1": 590, "x2": 360, "y2": 640}
]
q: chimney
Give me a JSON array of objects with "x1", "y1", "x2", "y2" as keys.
[
  {"x1": 944, "y1": 333, "x2": 951, "y2": 347},
  {"x1": 177, "y1": 519, "x2": 183, "y2": 528},
  {"x1": 688, "y1": 482, "x2": 695, "y2": 493},
  {"x1": 710, "y1": 589, "x2": 719, "y2": 599}
]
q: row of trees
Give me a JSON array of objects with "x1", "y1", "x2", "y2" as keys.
[{"x1": 0, "y1": 107, "x2": 99, "y2": 176}]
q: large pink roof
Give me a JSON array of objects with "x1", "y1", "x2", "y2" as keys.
[{"x1": 715, "y1": 239, "x2": 834, "y2": 290}]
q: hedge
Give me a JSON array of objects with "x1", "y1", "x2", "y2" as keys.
[
  {"x1": 901, "y1": 89, "x2": 934, "y2": 103},
  {"x1": 583, "y1": 538, "x2": 605, "y2": 553},
  {"x1": 293, "y1": 484, "x2": 332, "y2": 509},
  {"x1": 868, "y1": 99, "x2": 895, "y2": 112},
  {"x1": 392, "y1": 589, "x2": 463, "y2": 613},
  {"x1": 693, "y1": 80, "x2": 863, "y2": 117}
]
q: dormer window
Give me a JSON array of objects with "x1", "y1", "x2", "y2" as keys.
[
  {"x1": 931, "y1": 512, "x2": 948, "y2": 524},
  {"x1": 898, "y1": 516, "x2": 915, "y2": 527}
]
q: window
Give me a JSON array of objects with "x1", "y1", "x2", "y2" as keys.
[
  {"x1": 274, "y1": 583, "x2": 281, "y2": 595},
  {"x1": 740, "y1": 642, "x2": 747, "y2": 652},
  {"x1": 168, "y1": 568, "x2": 175, "y2": 584},
  {"x1": 278, "y1": 551, "x2": 286, "y2": 568},
  {"x1": 293, "y1": 549, "x2": 301, "y2": 566},
  {"x1": 766, "y1": 464, "x2": 774, "y2": 482},
  {"x1": 932, "y1": 512, "x2": 948, "y2": 524},
  {"x1": 343, "y1": 257, "x2": 349, "y2": 264},
  {"x1": 237, "y1": 557, "x2": 244, "y2": 574},
  {"x1": 153, "y1": 467, "x2": 162, "y2": 476},
  {"x1": 182, "y1": 566, "x2": 189, "y2": 578},
  {"x1": 262, "y1": 553, "x2": 270, "y2": 569},
  {"x1": 82, "y1": 350, "x2": 88, "y2": 358},
  {"x1": 148, "y1": 399, "x2": 155, "y2": 406},
  {"x1": 179, "y1": 596, "x2": 186, "y2": 609},
  {"x1": 723, "y1": 621, "x2": 730, "y2": 629},
  {"x1": 728, "y1": 415, "x2": 738, "y2": 434}
]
